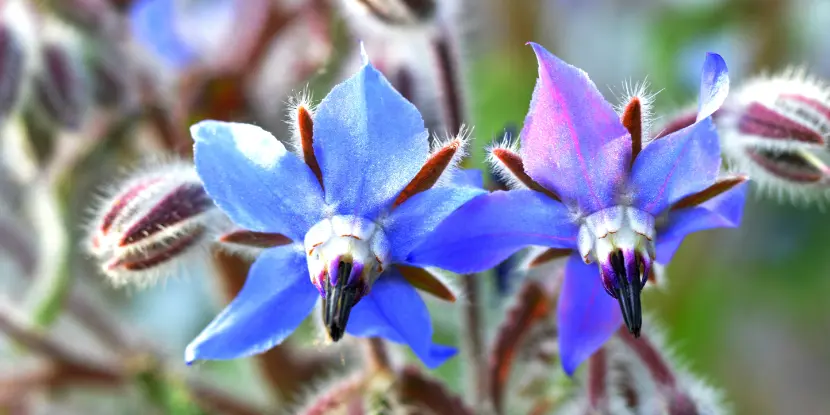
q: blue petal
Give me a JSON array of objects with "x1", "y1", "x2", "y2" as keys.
[
  {"x1": 346, "y1": 269, "x2": 455, "y2": 369},
  {"x1": 312, "y1": 61, "x2": 430, "y2": 219},
  {"x1": 697, "y1": 53, "x2": 729, "y2": 121},
  {"x1": 520, "y1": 43, "x2": 631, "y2": 213},
  {"x1": 191, "y1": 120, "x2": 325, "y2": 241},
  {"x1": 449, "y1": 168, "x2": 485, "y2": 188},
  {"x1": 655, "y1": 181, "x2": 748, "y2": 264},
  {"x1": 385, "y1": 186, "x2": 486, "y2": 263},
  {"x1": 630, "y1": 118, "x2": 721, "y2": 215},
  {"x1": 407, "y1": 189, "x2": 579, "y2": 273},
  {"x1": 185, "y1": 246, "x2": 318, "y2": 363},
  {"x1": 129, "y1": 0, "x2": 196, "y2": 69},
  {"x1": 558, "y1": 254, "x2": 622, "y2": 376}
]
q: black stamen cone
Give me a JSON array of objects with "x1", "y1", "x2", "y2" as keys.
[
  {"x1": 322, "y1": 260, "x2": 361, "y2": 342},
  {"x1": 610, "y1": 251, "x2": 643, "y2": 337}
]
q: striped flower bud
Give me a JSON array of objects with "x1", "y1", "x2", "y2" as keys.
[
  {"x1": 718, "y1": 69, "x2": 830, "y2": 203},
  {"x1": 87, "y1": 162, "x2": 229, "y2": 288},
  {"x1": 32, "y1": 20, "x2": 89, "y2": 131},
  {"x1": 343, "y1": 0, "x2": 437, "y2": 28}
]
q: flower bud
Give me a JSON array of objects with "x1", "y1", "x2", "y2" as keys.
[
  {"x1": 718, "y1": 69, "x2": 830, "y2": 203},
  {"x1": 87, "y1": 162, "x2": 228, "y2": 288},
  {"x1": 343, "y1": 0, "x2": 437, "y2": 28},
  {"x1": 31, "y1": 20, "x2": 89, "y2": 131}
]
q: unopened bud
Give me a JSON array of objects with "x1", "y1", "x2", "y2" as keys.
[
  {"x1": 718, "y1": 69, "x2": 830, "y2": 203},
  {"x1": 32, "y1": 21, "x2": 89, "y2": 131},
  {"x1": 86, "y1": 41, "x2": 139, "y2": 112},
  {"x1": 602, "y1": 323, "x2": 729, "y2": 415},
  {"x1": 87, "y1": 162, "x2": 228, "y2": 287},
  {"x1": 344, "y1": 0, "x2": 437, "y2": 28}
]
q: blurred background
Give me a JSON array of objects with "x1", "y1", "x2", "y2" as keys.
[{"x1": 1, "y1": 0, "x2": 829, "y2": 413}]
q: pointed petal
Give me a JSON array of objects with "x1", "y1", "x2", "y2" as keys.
[
  {"x1": 385, "y1": 186, "x2": 486, "y2": 263},
  {"x1": 520, "y1": 43, "x2": 631, "y2": 212},
  {"x1": 558, "y1": 254, "x2": 623, "y2": 376},
  {"x1": 407, "y1": 189, "x2": 579, "y2": 273},
  {"x1": 191, "y1": 120, "x2": 325, "y2": 241},
  {"x1": 313, "y1": 61, "x2": 429, "y2": 218},
  {"x1": 697, "y1": 53, "x2": 729, "y2": 121},
  {"x1": 655, "y1": 181, "x2": 748, "y2": 263},
  {"x1": 346, "y1": 269, "x2": 455, "y2": 369},
  {"x1": 185, "y1": 247, "x2": 318, "y2": 362},
  {"x1": 630, "y1": 118, "x2": 721, "y2": 215}
]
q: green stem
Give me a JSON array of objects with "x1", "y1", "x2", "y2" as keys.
[{"x1": 24, "y1": 179, "x2": 72, "y2": 328}]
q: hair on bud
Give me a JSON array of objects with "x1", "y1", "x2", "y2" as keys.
[
  {"x1": 87, "y1": 160, "x2": 230, "y2": 288},
  {"x1": 719, "y1": 68, "x2": 830, "y2": 205},
  {"x1": 601, "y1": 319, "x2": 730, "y2": 415}
]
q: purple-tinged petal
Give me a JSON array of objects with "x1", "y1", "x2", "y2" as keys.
[
  {"x1": 655, "y1": 181, "x2": 748, "y2": 264},
  {"x1": 185, "y1": 246, "x2": 318, "y2": 363},
  {"x1": 313, "y1": 58, "x2": 430, "y2": 219},
  {"x1": 385, "y1": 186, "x2": 486, "y2": 263},
  {"x1": 697, "y1": 53, "x2": 729, "y2": 121},
  {"x1": 520, "y1": 43, "x2": 631, "y2": 212},
  {"x1": 346, "y1": 269, "x2": 455, "y2": 369},
  {"x1": 558, "y1": 254, "x2": 623, "y2": 376},
  {"x1": 407, "y1": 189, "x2": 579, "y2": 273},
  {"x1": 129, "y1": 0, "x2": 196, "y2": 69},
  {"x1": 630, "y1": 118, "x2": 721, "y2": 215},
  {"x1": 191, "y1": 120, "x2": 325, "y2": 241}
]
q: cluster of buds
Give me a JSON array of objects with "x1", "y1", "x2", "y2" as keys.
[
  {"x1": 87, "y1": 161, "x2": 230, "y2": 288},
  {"x1": 714, "y1": 69, "x2": 830, "y2": 205},
  {"x1": 560, "y1": 321, "x2": 728, "y2": 415}
]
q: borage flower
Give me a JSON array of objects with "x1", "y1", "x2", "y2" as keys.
[
  {"x1": 184, "y1": 49, "x2": 485, "y2": 368},
  {"x1": 408, "y1": 43, "x2": 748, "y2": 374}
]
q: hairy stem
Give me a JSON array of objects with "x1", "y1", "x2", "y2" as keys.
[
  {"x1": 362, "y1": 337, "x2": 392, "y2": 374},
  {"x1": 461, "y1": 274, "x2": 487, "y2": 407}
]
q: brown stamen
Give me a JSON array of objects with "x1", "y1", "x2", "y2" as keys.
[
  {"x1": 491, "y1": 148, "x2": 561, "y2": 202},
  {"x1": 393, "y1": 139, "x2": 460, "y2": 208},
  {"x1": 218, "y1": 230, "x2": 293, "y2": 248},
  {"x1": 298, "y1": 106, "x2": 323, "y2": 188},
  {"x1": 622, "y1": 97, "x2": 643, "y2": 167},
  {"x1": 670, "y1": 175, "x2": 748, "y2": 211},
  {"x1": 527, "y1": 248, "x2": 572, "y2": 268},
  {"x1": 397, "y1": 265, "x2": 456, "y2": 302}
]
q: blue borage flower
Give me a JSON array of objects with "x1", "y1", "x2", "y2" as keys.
[
  {"x1": 407, "y1": 43, "x2": 749, "y2": 374},
  {"x1": 184, "y1": 48, "x2": 485, "y2": 369}
]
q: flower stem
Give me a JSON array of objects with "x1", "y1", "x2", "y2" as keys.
[
  {"x1": 587, "y1": 348, "x2": 607, "y2": 411},
  {"x1": 432, "y1": 32, "x2": 465, "y2": 139},
  {"x1": 618, "y1": 330, "x2": 676, "y2": 387},
  {"x1": 461, "y1": 273, "x2": 487, "y2": 407},
  {"x1": 362, "y1": 337, "x2": 392, "y2": 374}
]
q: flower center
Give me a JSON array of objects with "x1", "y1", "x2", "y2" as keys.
[
  {"x1": 304, "y1": 216, "x2": 390, "y2": 341},
  {"x1": 577, "y1": 206, "x2": 655, "y2": 337}
]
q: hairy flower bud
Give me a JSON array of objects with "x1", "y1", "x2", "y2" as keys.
[
  {"x1": 344, "y1": 0, "x2": 437, "y2": 28},
  {"x1": 32, "y1": 21, "x2": 89, "y2": 131},
  {"x1": 87, "y1": 162, "x2": 228, "y2": 287},
  {"x1": 718, "y1": 69, "x2": 830, "y2": 203}
]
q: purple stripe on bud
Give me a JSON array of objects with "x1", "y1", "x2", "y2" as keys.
[
  {"x1": 738, "y1": 102, "x2": 825, "y2": 145},
  {"x1": 98, "y1": 178, "x2": 162, "y2": 238},
  {"x1": 34, "y1": 45, "x2": 86, "y2": 130},
  {"x1": 107, "y1": 226, "x2": 206, "y2": 272},
  {"x1": 119, "y1": 183, "x2": 214, "y2": 246},
  {"x1": 745, "y1": 148, "x2": 824, "y2": 183}
]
